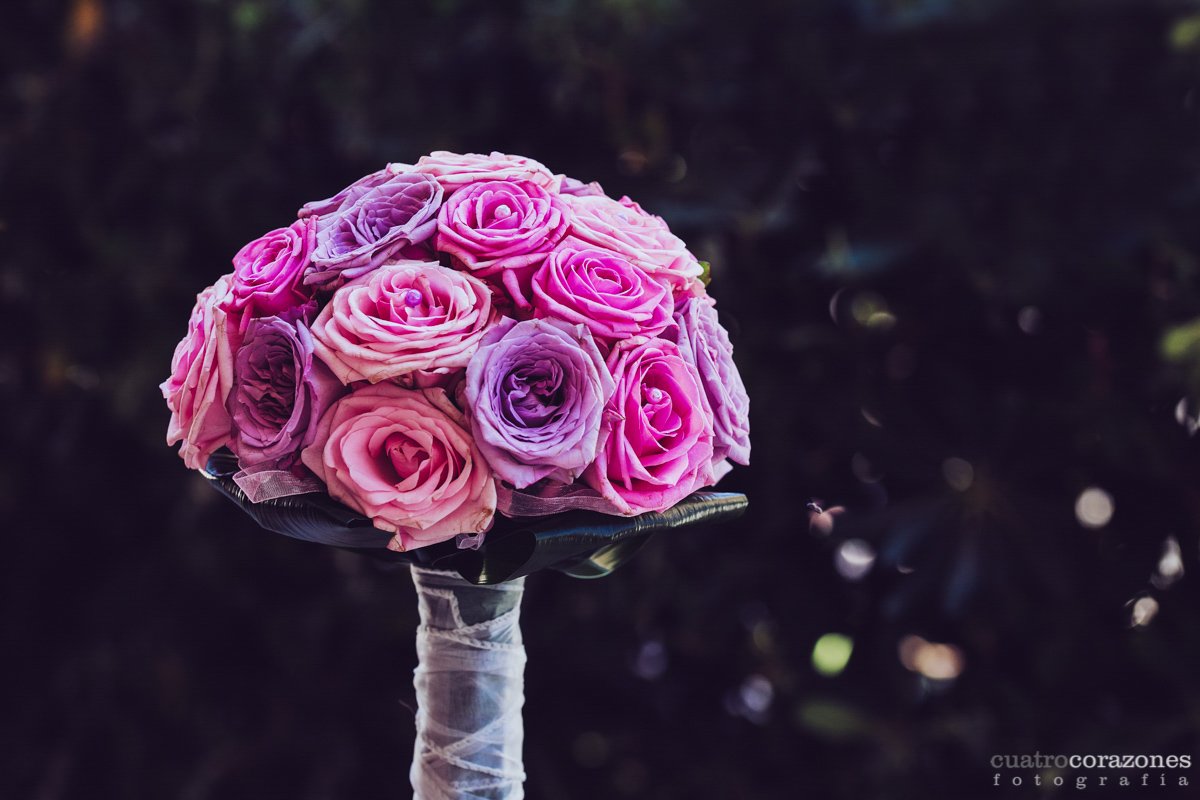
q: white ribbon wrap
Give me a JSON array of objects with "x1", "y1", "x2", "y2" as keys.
[{"x1": 410, "y1": 567, "x2": 527, "y2": 799}]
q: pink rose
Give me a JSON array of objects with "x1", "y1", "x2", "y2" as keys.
[
  {"x1": 531, "y1": 242, "x2": 673, "y2": 347},
  {"x1": 161, "y1": 276, "x2": 239, "y2": 469},
  {"x1": 564, "y1": 194, "x2": 702, "y2": 289},
  {"x1": 436, "y1": 180, "x2": 570, "y2": 311},
  {"x1": 584, "y1": 337, "x2": 715, "y2": 514},
  {"x1": 226, "y1": 218, "x2": 316, "y2": 330},
  {"x1": 411, "y1": 150, "x2": 558, "y2": 192},
  {"x1": 300, "y1": 383, "x2": 497, "y2": 550},
  {"x1": 309, "y1": 261, "x2": 497, "y2": 385},
  {"x1": 556, "y1": 175, "x2": 606, "y2": 197}
]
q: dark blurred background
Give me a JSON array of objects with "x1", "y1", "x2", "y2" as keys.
[{"x1": 5, "y1": 0, "x2": 1200, "y2": 797}]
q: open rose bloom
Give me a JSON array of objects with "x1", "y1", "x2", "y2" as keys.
[{"x1": 164, "y1": 151, "x2": 749, "y2": 552}]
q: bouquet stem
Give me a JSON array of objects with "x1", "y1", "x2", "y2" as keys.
[{"x1": 410, "y1": 567, "x2": 527, "y2": 799}]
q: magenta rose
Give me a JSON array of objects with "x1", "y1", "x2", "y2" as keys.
[
  {"x1": 671, "y1": 297, "x2": 750, "y2": 466},
  {"x1": 465, "y1": 318, "x2": 614, "y2": 488},
  {"x1": 435, "y1": 179, "x2": 570, "y2": 311},
  {"x1": 306, "y1": 171, "x2": 443, "y2": 289},
  {"x1": 584, "y1": 337, "x2": 715, "y2": 514},
  {"x1": 309, "y1": 260, "x2": 497, "y2": 385},
  {"x1": 530, "y1": 243, "x2": 673, "y2": 347},
  {"x1": 564, "y1": 194, "x2": 703, "y2": 289},
  {"x1": 161, "y1": 276, "x2": 238, "y2": 469},
  {"x1": 300, "y1": 383, "x2": 497, "y2": 550},
  {"x1": 227, "y1": 315, "x2": 344, "y2": 469},
  {"x1": 226, "y1": 217, "x2": 316, "y2": 330},
  {"x1": 412, "y1": 150, "x2": 557, "y2": 192}
]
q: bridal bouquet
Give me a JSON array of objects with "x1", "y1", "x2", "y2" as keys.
[{"x1": 161, "y1": 151, "x2": 750, "y2": 553}]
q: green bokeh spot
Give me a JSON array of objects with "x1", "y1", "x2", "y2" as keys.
[
  {"x1": 812, "y1": 633, "x2": 854, "y2": 677},
  {"x1": 1162, "y1": 318, "x2": 1200, "y2": 363},
  {"x1": 1171, "y1": 15, "x2": 1200, "y2": 51}
]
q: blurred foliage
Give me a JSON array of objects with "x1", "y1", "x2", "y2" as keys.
[{"x1": 5, "y1": 0, "x2": 1200, "y2": 798}]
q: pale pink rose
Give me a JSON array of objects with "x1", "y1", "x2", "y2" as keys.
[
  {"x1": 564, "y1": 194, "x2": 703, "y2": 289},
  {"x1": 410, "y1": 150, "x2": 558, "y2": 192},
  {"x1": 309, "y1": 261, "x2": 497, "y2": 385},
  {"x1": 556, "y1": 175, "x2": 606, "y2": 197},
  {"x1": 584, "y1": 337, "x2": 715, "y2": 514},
  {"x1": 300, "y1": 383, "x2": 497, "y2": 550},
  {"x1": 161, "y1": 276, "x2": 239, "y2": 469},
  {"x1": 435, "y1": 180, "x2": 570, "y2": 311}
]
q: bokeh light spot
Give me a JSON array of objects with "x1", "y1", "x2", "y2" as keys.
[
  {"x1": 1017, "y1": 306, "x2": 1042, "y2": 334},
  {"x1": 898, "y1": 635, "x2": 965, "y2": 681},
  {"x1": 1153, "y1": 536, "x2": 1184, "y2": 589},
  {"x1": 1130, "y1": 596, "x2": 1160, "y2": 628},
  {"x1": 631, "y1": 639, "x2": 667, "y2": 680},
  {"x1": 813, "y1": 633, "x2": 854, "y2": 677},
  {"x1": 941, "y1": 457, "x2": 974, "y2": 492},
  {"x1": 1075, "y1": 487, "x2": 1114, "y2": 529},
  {"x1": 808, "y1": 503, "x2": 845, "y2": 536},
  {"x1": 850, "y1": 292, "x2": 888, "y2": 326},
  {"x1": 835, "y1": 539, "x2": 875, "y2": 581}
]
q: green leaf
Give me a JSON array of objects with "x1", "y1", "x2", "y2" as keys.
[{"x1": 698, "y1": 260, "x2": 711, "y2": 286}]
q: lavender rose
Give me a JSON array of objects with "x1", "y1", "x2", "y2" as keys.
[
  {"x1": 306, "y1": 171, "x2": 443, "y2": 289},
  {"x1": 300, "y1": 383, "x2": 497, "y2": 550},
  {"x1": 436, "y1": 179, "x2": 570, "y2": 311},
  {"x1": 161, "y1": 276, "x2": 238, "y2": 469},
  {"x1": 584, "y1": 337, "x2": 715, "y2": 515},
  {"x1": 309, "y1": 260, "x2": 497, "y2": 385},
  {"x1": 227, "y1": 316, "x2": 344, "y2": 469},
  {"x1": 530, "y1": 243, "x2": 673, "y2": 347},
  {"x1": 465, "y1": 317, "x2": 614, "y2": 488},
  {"x1": 564, "y1": 194, "x2": 702, "y2": 290},
  {"x1": 299, "y1": 166, "x2": 396, "y2": 219},
  {"x1": 670, "y1": 297, "x2": 750, "y2": 466},
  {"x1": 412, "y1": 150, "x2": 558, "y2": 193},
  {"x1": 227, "y1": 217, "x2": 315, "y2": 330}
]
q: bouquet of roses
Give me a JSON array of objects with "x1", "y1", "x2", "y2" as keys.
[{"x1": 161, "y1": 151, "x2": 750, "y2": 554}]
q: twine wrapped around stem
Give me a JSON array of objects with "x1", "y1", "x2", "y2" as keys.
[{"x1": 410, "y1": 567, "x2": 527, "y2": 799}]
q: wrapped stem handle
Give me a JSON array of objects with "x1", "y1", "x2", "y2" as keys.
[{"x1": 411, "y1": 567, "x2": 527, "y2": 799}]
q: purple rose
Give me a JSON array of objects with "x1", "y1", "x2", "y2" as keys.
[
  {"x1": 298, "y1": 166, "x2": 396, "y2": 219},
  {"x1": 671, "y1": 297, "x2": 750, "y2": 466},
  {"x1": 465, "y1": 318, "x2": 614, "y2": 488},
  {"x1": 227, "y1": 315, "x2": 345, "y2": 468},
  {"x1": 306, "y1": 171, "x2": 443, "y2": 289},
  {"x1": 435, "y1": 179, "x2": 570, "y2": 311},
  {"x1": 227, "y1": 218, "x2": 316, "y2": 330},
  {"x1": 530, "y1": 243, "x2": 673, "y2": 347}
]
